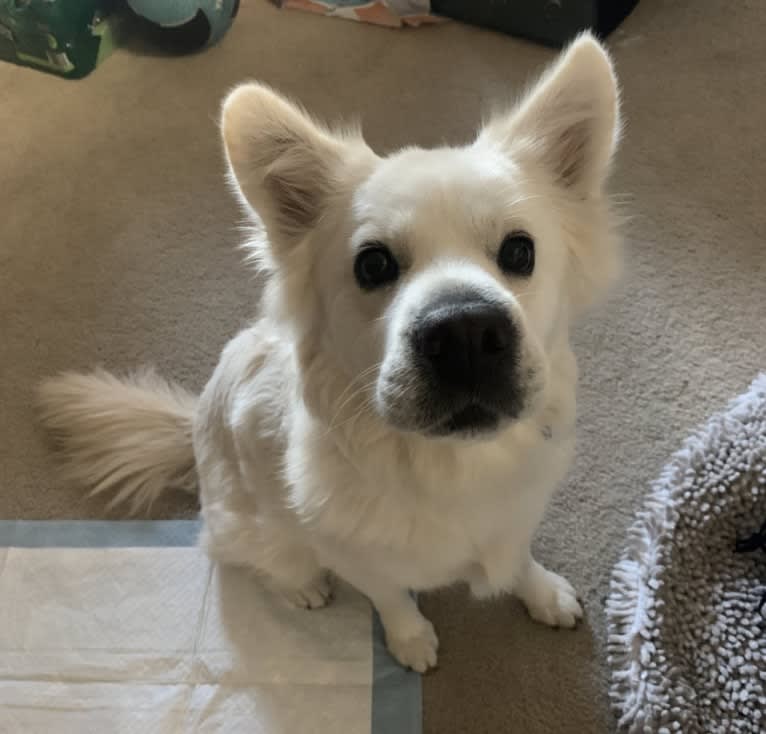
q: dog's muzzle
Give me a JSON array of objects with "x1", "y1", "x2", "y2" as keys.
[{"x1": 411, "y1": 298, "x2": 523, "y2": 435}]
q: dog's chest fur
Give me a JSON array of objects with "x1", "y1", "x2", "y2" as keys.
[
  {"x1": 293, "y1": 384, "x2": 575, "y2": 590},
  {"x1": 197, "y1": 327, "x2": 576, "y2": 589},
  {"x1": 202, "y1": 325, "x2": 578, "y2": 592}
]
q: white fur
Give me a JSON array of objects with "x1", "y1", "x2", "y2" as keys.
[{"x1": 38, "y1": 34, "x2": 621, "y2": 672}]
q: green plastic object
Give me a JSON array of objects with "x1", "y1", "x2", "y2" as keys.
[{"x1": 0, "y1": 0, "x2": 120, "y2": 79}]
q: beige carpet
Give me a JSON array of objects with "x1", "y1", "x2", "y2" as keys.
[{"x1": 2, "y1": 1, "x2": 764, "y2": 731}]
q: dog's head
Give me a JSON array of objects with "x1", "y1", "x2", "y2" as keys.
[{"x1": 222, "y1": 34, "x2": 621, "y2": 440}]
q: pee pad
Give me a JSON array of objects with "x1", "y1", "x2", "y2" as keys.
[{"x1": 0, "y1": 521, "x2": 419, "y2": 733}]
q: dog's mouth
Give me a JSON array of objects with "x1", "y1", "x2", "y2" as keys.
[{"x1": 433, "y1": 404, "x2": 500, "y2": 437}]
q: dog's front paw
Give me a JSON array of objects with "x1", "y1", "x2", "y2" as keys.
[
  {"x1": 386, "y1": 617, "x2": 439, "y2": 673},
  {"x1": 519, "y1": 566, "x2": 583, "y2": 629},
  {"x1": 280, "y1": 574, "x2": 334, "y2": 610}
]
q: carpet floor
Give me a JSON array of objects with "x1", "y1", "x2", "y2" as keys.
[{"x1": 1, "y1": 1, "x2": 764, "y2": 731}]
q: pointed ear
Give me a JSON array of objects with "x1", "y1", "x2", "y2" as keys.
[
  {"x1": 483, "y1": 33, "x2": 620, "y2": 195},
  {"x1": 221, "y1": 83, "x2": 368, "y2": 243}
]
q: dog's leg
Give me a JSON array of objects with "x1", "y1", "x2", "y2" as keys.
[
  {"x1": 330, "y1": 562, "x2": 437, "y2": 672},
  {"x1": 376, "y1": 590, "x2": 438, "y2": 673},
  {"x1": 512, "y1": 553, "x2": 583, "y2": 628},
  {"x1": 371, "y1": 587, "x2": 438, "y2": 673},
  {"x1": 200, "y1": 508, "x2": 333, "y2": 610},
  {"x1": 471, "y1": 489, "x2": 581, "y2": 627},
  {"x1": 260, "y1": 544, "x2": 334, "y2": 610}
]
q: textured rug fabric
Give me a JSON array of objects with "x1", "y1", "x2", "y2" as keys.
[{"x1": 607, "y1": 374, "x2": 766, "y2": 733}]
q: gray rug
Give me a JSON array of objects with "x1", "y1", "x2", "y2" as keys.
[{"x1": 607, "y1": 374, "x2": 766, "y2": 733}]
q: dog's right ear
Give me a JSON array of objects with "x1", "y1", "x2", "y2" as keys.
[
  {"x1": 221, "y1": 83, "x2": 370, "y2": 245},
  {"x1": 481, "y1": 33, "x2": 620, "y2": 197}
]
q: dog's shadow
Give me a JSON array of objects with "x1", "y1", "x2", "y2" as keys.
[
  {"x1": 194, "y1": 564, "x2": 373, "y2": 728},
  {"x1": 200, "y1": 566, "x2": 607, "y2": 732},
  {"x1": 209, "y1": 564, "x2": 372, "y2": 669}
]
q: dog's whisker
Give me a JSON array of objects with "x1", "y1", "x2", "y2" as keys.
[
  {"x1": 321, "y1": 390, "x2": 378, "y2": 439},
  {"x1": 326, "y1": 378, "x2": 380, "y2": 434},
  {"x1": 330, "y1": 363, "x2": 380, "y2": 405},
  {"x1": 326, "y1": 401, "x2": 375, "y2": 436},
  {"x1": 328, "y1": 365, "x2": 382, "y2": 423},
  {"x1": 505, "y1": 193, "x2": 544, "y2": 207}
]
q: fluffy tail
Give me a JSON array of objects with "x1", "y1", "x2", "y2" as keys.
[{"x1": 38, "y1": 369, "x2": 199, "y2": 513}]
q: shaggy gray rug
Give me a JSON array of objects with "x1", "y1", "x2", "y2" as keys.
[{"x1": 607, "y1": 374, "x2": 766, "y2": 733}]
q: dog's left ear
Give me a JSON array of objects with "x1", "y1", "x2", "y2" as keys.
[
  {"x1": 483, "y1": 33, "x2": 620, "y2": 195},
  {"x1": 221, "y1": 83, "x2": 373, "y2": 247}
]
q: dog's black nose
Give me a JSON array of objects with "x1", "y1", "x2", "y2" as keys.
[{"x1": 416, "y1": 304, "x2": 516, "y2": 390}]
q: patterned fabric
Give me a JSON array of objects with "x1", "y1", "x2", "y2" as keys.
[{"x1": 275, "y1": 0, "x2": 443, "y2": 28}]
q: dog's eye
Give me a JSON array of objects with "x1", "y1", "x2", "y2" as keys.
[
  {"x1": 497, "y1": 232, "x2": 535, "y2": 277},
  {"x1": 354, "y1": 245, "x2": 399, "y2": 290}
]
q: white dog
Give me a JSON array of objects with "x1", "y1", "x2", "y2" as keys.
[{"x1": 38, "y1": 33, "x2": 621, "y2": 673}]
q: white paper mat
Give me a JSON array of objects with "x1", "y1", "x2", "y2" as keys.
[{"x1": 0, "y1": 521, "x2": 420, "y2": 734}]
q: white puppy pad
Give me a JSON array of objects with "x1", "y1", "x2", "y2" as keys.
[{"x1": 0, "y1": 521, "x2": 419, "y2": 734}]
